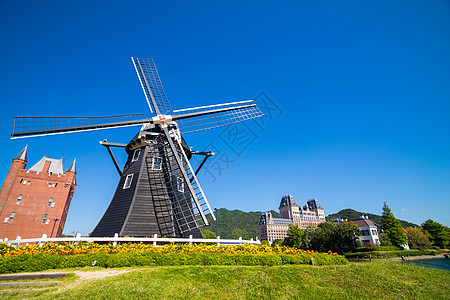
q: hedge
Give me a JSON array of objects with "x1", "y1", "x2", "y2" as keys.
[
  {"x1": 352, "y1": 246, "x2": 401, "y2": 252},
  {"x1": 0, "y1": 251, "x2": 348, "y2": 274},
  {"x1": 344, "y1": 249, "x2": 447, "y2": 259}
]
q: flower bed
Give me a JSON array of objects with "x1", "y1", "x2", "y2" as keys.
[
  {"x1": 0, "y1": 243, "x2": 347, "y2": 273},
  {"x1": 0, "y1": 242, "x2": 340, "y2": 257}
]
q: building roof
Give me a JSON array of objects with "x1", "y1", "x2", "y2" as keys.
[
  {"x1": 259, "y1": 212, "x2": 272, "y2": 225},
  {"x1": 306, "y1": 198, "x2": 323, "y2": 210},
  {"x1": 28, "y1": 157, "x2": 65, "y2": 175},
  {"x1": 350, "y1": 218, "x2": 380, "y2": 228},
  {"x1": 14, "y1": 145, "x2": 28, "y2": 161},
  {"x1": 66, "y1": 158, "x2": 76, "y2": 173},
  {"x1": 279, "y1": 195, "x2": 298, "y2": 208}
]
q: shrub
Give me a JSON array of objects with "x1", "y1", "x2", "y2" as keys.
[
  {"x1": 353, "y1": 246, "x2": 401, "y2": 252},
  {"x1": 0, "y1": 250, "x2": 347, "y2": 274},
  {"x1": 343, "y1": 248, "x2": 448, "y2": 259}
]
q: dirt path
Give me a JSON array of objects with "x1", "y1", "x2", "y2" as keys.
[
  {"x1": 388, "y1": 255, "x2": 446, "y2": 262},
  {"x1": 58, "y1": 268, "x2": 133, "y2": 291},
  {"x1": 73, "y1": 269, "x2": 132, "y2": 281}
]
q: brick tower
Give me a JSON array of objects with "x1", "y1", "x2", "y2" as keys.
[{"x1": 0, "y1": 146, "x2": 76, "y2": 240}]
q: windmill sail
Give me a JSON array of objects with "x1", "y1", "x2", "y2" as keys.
[
  {"x1": 161, "y1": 126, "x2": 214, "y2": 227},
  {"x1": 132, "y1": 57, "x2": 172, "y2": 115},
  {"x1": 11, "y1": 114, "x2": 149, "y2": 138},
  {"x1": 172, "y1": 100, "x2": 263, "y2": 134}
]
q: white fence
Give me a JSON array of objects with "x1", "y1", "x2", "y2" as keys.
[{"x1": 1, "y1": 233, "x2": 261, "y2": 247}]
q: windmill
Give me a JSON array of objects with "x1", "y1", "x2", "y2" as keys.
[{"x1": 11, "y1": 58, "x2": 263, "y2": 238}]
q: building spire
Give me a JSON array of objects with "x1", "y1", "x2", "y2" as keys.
[
  {"x1": 66, "y1": 158, "x2": 76, "y2": 173},
  {"x1": 14, "y1": 145, "x2": 28, "y2": 161}
]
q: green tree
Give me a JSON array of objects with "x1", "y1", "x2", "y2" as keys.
[
  {"x1": 260, "y1": 240, "x2": 270, "y2": 246},
  {"x1": 282, "y1": 224, "x2": 306, "y2": 248},
  {"x1": 309, "y1": 222, "x2": 336, "y2": 252},
  {"x1": 309, "y1": 222, "x2": 360, "y2": 253},
  {"x1": 381, "y1": 202, "x2": 407, "y2": 248},
  {"x1": 272, "y1": 239, "x2": 284, "y2": 246},
  {"x1": 444, "y1": 226, "x2": 450, "y2": 246},
  {"x1": 334, "y1": 221, "x2": 361, "y2": 252},
  {"x1": 378, "y1": 231, "x2": 392, "y2": 246},
  {"x1": 201, "y1": 229, "x2": 217, "y2": 239},
  {"x1": 230, "y1": 228, "x2": 250, "y2": 240},
  {"x1": 422, "y1": 219, "x2": 448, "y2": 248},
  {"x1": 303, "y1": 224, "x2": 316, "y2": 249},
  {"x1": 405, "y1": 227, "x2": 431, "y2": 250}
]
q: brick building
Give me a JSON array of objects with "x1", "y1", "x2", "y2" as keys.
[
  {"x1": 259, "y1": 195, "x2": 326, "y2": 244},
  {"x1": 0, "y1": 146, "x2": 76, "y2": 240}
]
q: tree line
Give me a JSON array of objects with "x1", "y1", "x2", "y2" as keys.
[{"x1": 266, "y1": 202, "x2": 449, "y2": 253}]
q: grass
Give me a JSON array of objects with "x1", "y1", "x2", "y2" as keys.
[{"x1": 1, "y1": 261, "x2": 449, "y2": 299}]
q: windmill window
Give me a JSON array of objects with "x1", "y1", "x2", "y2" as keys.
[
  {"x1": 42, "y1": 214, "x2": 48, "y2": 224},
  {"x1": 132, "y1": 149, "x2": 141, "y2": 162},
  {"x1": 16, "y1": 194, "x2": 22, "y2": 205},
  {"x1": 48, "y1": 197, "x2": 54, "y2": 207},
  {"x1": 123, "y1": 174, "x2": 133, "y2": 189},
  {"x1": 152, "y1": 157, "x2": 162, "y2": 170},
  {"x1": 177, "y1": 177, "x2": 184, "y2": 193}
]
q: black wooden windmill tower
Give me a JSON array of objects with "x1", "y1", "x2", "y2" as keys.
[{"x1": 11, "y1": 58, "x2": 263, "y2": 238}]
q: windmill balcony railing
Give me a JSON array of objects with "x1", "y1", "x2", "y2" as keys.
[{"x1": 1, "y1": 234, "x2": 261, "y2": 247}]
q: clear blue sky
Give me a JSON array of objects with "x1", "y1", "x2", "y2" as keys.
[{"x1": 1, "y1": 1, "x2": 449, "y2": 235}]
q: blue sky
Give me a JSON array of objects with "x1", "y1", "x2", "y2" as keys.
[{"x1": 0, "y1": 1, "x2": 449, "y2": 235}]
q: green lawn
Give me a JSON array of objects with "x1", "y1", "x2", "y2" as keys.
[{"x1": 3, "y1": 261, "x2": 449, "y2": 299}]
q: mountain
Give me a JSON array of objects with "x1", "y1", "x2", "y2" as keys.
[
  {"x1": 326, "y1": 208, "x2": 418, "y2": 228},
  {"x1": 203, "y1": 208, "x2": 279, "y2": 240}
]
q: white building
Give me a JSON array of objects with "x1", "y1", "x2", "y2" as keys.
[{"x1": 350, "y1": 216, "x2": 381, "y2": 246}]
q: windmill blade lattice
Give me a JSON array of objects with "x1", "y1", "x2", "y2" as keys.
[
  {"x1": 132, "y1": 57, "x2": 172, "y2": 115},
  {"x1": 11, "y1": 114, "x2": 149, "y2": 138},
  {"x1": 172, "y1": 100, "x2": 263, "y2": 134}
]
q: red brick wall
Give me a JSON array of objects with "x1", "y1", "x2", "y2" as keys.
[
  {"x1": 0, "y1": 162, "x2": 76, "y2": 240},
  {"x1": 0, "y1": 159, "x2": 27, "y2": 215}
]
